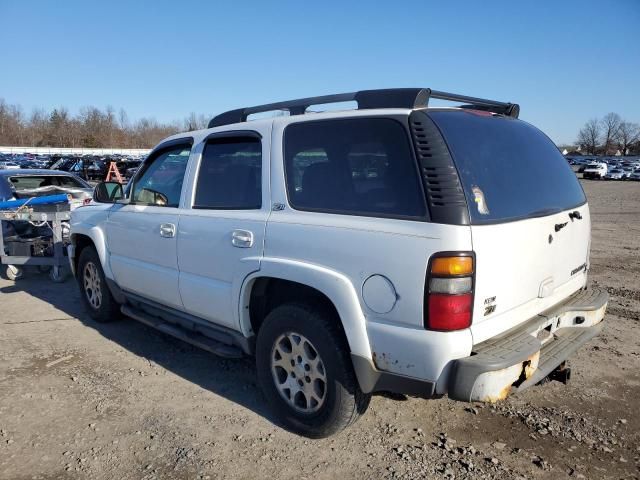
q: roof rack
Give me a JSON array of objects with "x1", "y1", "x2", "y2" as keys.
[{"x1": 208, "y1": 88, "x2": 519, "y2": 128}]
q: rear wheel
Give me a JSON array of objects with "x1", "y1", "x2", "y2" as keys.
[
  {"x1": 256, "y1": 303, "x2": 371, "y2": 438},
  {"x1": 77, "y1": 246, "x2": 120, "y2": 322}
]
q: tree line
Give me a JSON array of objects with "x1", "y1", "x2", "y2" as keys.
[
  {"x1": 577, "y1": 113, "x2": 640, "y2": 156},
  {"x1": 0, "y1": 98, "x2": 209, "y2": 149},
  {"x1": 3, "y1": 98, "x2": 639, "y2": 155}
]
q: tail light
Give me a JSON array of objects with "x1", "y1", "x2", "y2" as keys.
[{"x1": 425, "y1": 253, "x2": 474, "y2": 331}]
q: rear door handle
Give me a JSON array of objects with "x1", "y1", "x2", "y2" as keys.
[
  {"x1": 159, "y1": 223, "x2": 176, "y2": 238},
  {"x1": 232, "y1": 229, "x2": 254, "y2": 248}
]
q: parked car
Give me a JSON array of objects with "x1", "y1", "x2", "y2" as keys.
[
  {"x1": 574, "y1": 158, "x2": 592, "y2": 173},
  {"x1": 0, "y1": 162, "x2": 21, "y2": 170},
  {"x1": 70, "y1": 88, "x2": 607, "y2": 437},
  {"x1": 583, "y1": 162, "x2": 607, "y2": 179},
  {"x1": 0, "y1": 169, "x2": 93, "y2": 208},
  {"x1": 629, "y1": 171, "x2": 640, "y2": 181},
  {"x1": 604, "y1": 168, "x2": 625, "y2": 180}
]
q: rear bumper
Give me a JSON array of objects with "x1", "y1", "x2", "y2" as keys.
[{"x1": 447, "y1": 287, "x2": 608, "y2": 402}]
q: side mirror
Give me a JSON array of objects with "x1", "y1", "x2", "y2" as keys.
[{"x1": 93, "y1": 182, "x2": 124, "y2": 203}]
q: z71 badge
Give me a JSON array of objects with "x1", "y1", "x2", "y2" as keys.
[{"x1": 484, "y1": 296, "x2": 497, "y2": 316}]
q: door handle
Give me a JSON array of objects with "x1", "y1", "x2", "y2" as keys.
[
  {"x1": 232, "y1": 229, "x2": 254, "y2": 248},
  {"x1": 159, "y1": 223, "x2": 176, "y2": 238}
]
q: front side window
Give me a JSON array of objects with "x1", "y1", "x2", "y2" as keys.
[
  {"x1": 132, "y1": 145, "x2": 191, "y2": 207},
  {"x1": 284, "y1": 118, "x2": 426, "y2": 219},
  {"x1": 193, "y1": 136, "x2": 262, "y2": 209}
]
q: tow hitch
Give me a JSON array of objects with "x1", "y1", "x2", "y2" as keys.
[{"x1": 547, "y1": 362, "x2": 572, "y2": 385}]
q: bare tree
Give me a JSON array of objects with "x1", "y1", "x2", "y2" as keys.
[
  {"x1": 118, "y1": 108, "x2": 129, "y2": 129},
  {"x1": 577, "y1": 118, "x2": 601, "y2": 155},
  {"x1": 600, "y1": 112, "x2": 622, "y2": 155},
  {"x1": 617, "y1": 121, "x2": 640, "y2": 156},
  {"x1": 28, "y1": 108, "x2": 48, "y2": 146},
  {"x1": 184, "y1": 112, "x2": 209, "y2": 131},
  {"x1": 0, "y1": 99, "x2": 211, "y2": 148}
]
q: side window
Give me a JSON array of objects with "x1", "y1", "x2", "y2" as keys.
[
  {"x1": 284, "y1": 118, "x2": 426, "y2": 219},
  {"x1": 193, "y1": 136, "x2": 262, "y2": 209},
  {"x1": 131, "y1": 145, "x2": 191, "y2": 207}
]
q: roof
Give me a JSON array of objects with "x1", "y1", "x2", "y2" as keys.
[{"x1": 0, "y1": 169, "x2": 80, "y2": 177}]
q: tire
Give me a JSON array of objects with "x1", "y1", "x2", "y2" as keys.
[
  {"x1": 4, "y1": 265, "x2": 23, "y2": 281},
  {"x1": 256, "y1": 302, "x2": 371, "y2": 438},
  {"x1": 77, "y1": 246, "x2": 121, "y2": 323},
  {"x1": 49, "y1": 265, "x2": 68, "y2": 283}
]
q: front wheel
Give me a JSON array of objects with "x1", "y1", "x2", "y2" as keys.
[
  {"x1": 256, "y1": 303, "x2": 371, "y2": 438},
  {"x1": 77, "y1": 246, "x2": 121, "y2": 322}
]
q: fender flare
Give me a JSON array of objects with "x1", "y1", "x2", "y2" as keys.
[
  {"x1": 70, "y1": 224, "x2": 112, "y2": 280},
  {"x1": 239, "y1": 257, "x2": 372, "y2": 360}
]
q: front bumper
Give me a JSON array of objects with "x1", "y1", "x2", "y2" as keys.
[{"x1": 448, "y1": 288, "x2": 608, "y2": 402}]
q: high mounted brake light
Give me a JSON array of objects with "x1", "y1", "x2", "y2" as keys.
[{"x1": 425, "y1": 253, "x2": 475, "y2": 331}]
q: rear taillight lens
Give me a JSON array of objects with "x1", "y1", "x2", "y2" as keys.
[{"x1": 425, "y1": 253, "x2": 474, "y2": 331}]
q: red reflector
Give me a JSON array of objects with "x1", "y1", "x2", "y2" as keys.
[{"x1": 428, "y1": 293, "x2": 472, "y2": 331}]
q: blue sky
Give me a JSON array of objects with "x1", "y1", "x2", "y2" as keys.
[{"x1": 0, "y1": 0, "x2": 638, "y2": 144}]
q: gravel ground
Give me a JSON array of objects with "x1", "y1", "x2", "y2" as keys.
[{"x1": 0, "y1": 179, "x2": 638, "y2": 480}]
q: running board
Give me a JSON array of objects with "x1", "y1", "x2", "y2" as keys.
[{"x1": 121, "y1": 305, "x2": 243, "y2": 359}]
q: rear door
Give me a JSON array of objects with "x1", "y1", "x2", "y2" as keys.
[
  {"x1": 177, "y1": 129, "x2": 269, "y2": 330},
  {"x1": 427, "y1": 111, "x2": 590, "y2": 343}
]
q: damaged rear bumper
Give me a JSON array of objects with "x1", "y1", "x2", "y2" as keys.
[{"x1": 448, "y1": 288, "x2": 608, "y2": 402}]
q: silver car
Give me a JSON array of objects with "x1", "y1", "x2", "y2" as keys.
[{"x1": 605, "y1": 168, "x2": 625, "y2": 180}]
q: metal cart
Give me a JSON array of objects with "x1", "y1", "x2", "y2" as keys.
[{"x1": 0, "y1": 207, "x2": 70, "y2": 283}]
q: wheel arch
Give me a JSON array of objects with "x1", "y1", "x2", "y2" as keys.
[
  {"x1": 70, "y1": 225, "x2": 112, "y2": 280},
  {"x1": 239, "y1": 258, "x2": 372, "y2": 360}
]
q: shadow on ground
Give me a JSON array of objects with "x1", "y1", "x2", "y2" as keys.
[{"x1": 1, "y1": 271, "x2": 276, "y2": 424}]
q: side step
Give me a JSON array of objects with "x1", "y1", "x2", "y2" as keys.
[{"x1": 121, "y1": 305, "x2": 243, "y2": 359}]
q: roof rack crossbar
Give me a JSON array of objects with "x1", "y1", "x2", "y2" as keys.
[{"x1": 208, "y1": 88, "x2": 519, "y2": 128}]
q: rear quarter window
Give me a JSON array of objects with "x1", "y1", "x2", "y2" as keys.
[
  {"x1": 429, "y1": 111, "x2": 586, "y2": 224},
  {"x1": 284, "y1": 118, "x2": 426, "y2": 220}
]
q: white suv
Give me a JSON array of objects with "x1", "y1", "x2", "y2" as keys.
[
  {"x1": 583, "y1": 162, "x2": 607, "y2": 179},
  {"x1": 69, "y1": 88, "x2": 607, "y2": 437}
]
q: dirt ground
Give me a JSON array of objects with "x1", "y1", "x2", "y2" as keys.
[{"x1": 1, "y1": 180, "x2": 639, "y2": 480}]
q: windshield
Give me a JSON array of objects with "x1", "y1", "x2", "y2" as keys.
[{"x1": 429, "y1": 110, "x2": 586, "y2": 224}]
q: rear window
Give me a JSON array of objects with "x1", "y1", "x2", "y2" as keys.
[
  {"x1": 429, "y1": 111, "x2": 586, "y2": 224},
  {"x1": 284, "y1": 118, "x2": 426, "y2": 219}
]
